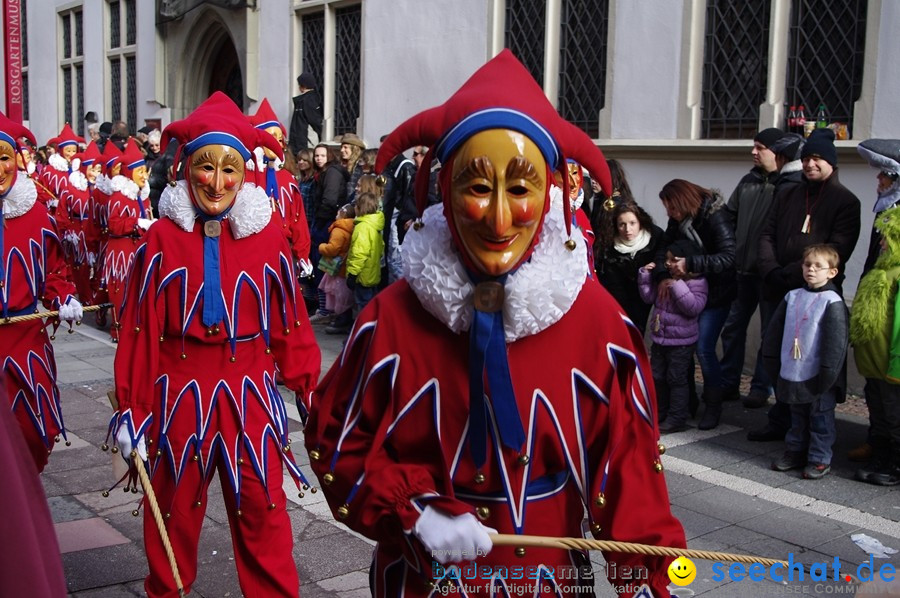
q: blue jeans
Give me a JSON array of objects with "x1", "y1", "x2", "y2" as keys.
[
  {"x1": 785, "y1": 390, "x2": 837, "y2": 465},
  {"x1": 354, "y1": 285, "x2": 377, "y2": 313},
  {"x1": 719, "y1": 274, "x2": 774, "y2": 395},
  {"x1": 696, "y1": 305, "x2": 730, "y2": 392}
]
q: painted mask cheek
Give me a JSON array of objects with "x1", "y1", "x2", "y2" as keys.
[
  {"x1": 223, "y1": 174, "x2": 241, "y2": 190},
  {"x1": 459, "y1": 195, "x2": 490, "y2": 222},
  {"x1": 510, "y1": 198, "x2": 539, "y2": 225},
  {"x1": 194, "y1": 170, "x2": 213, "y2": 186}
]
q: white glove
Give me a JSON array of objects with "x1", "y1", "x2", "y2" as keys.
[
  {"x1": 48, "y1": 199, "x2": 59, "y2": 209},
  {"x1": 299, "y1": 258, "x2": 314, "y2": 278},
  {"x1": 413, "y1": 505, "x2": 495, "y2": 564},
  {"x1": 87, "y1": 252, "x2": 96, "y2": 267},
  {"x1": 115, "y1": 426, "x2": 148, "y2": 461},
  {"x1": 58, "y1": 298, "x2": 83, "y2": 322},
  {"x1": 136, "y1": 218, "x2": 153, "y2": 230}
]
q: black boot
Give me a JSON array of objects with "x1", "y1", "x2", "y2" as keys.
[
  {"x1": 697, "y1": 388, "x2": 722, "y2": 431},
  {"x1": 857, "y1": 447, "x2": 900, "y2": 486}
]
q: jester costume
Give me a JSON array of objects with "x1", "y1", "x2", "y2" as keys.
[
  {"x1": 112, "y1": 92, "x2": 321, "y2": 598},
  {"x1": 307, "y1": 50, "x2": 684, "y2": 598}
]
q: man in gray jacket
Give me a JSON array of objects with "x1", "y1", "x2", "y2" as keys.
[{"x1": 720, "y1": 128, "x2": 784, "y2": 408}]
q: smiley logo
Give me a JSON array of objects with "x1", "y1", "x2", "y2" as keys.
[{"x1": 667, "y1": 556, "x2": 696, "y2": 586}]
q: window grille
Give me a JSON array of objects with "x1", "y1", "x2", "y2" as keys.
[
  {"x1": 505, "y1": 0, "x2": 546, "y2": 87},
  {"x1": 63, "y1": 67, "x2": 72, "y2": 126},
  {"x1": 334, "y1": 5, "x2": 361, "y2": 136},
  {"x1": 700, "y1": 0, "x2": 771, "y2": 139},
  {"x1": 110, "y1": 57, "x2": 121, "y2": 121},
  {"x1": 126, "y1": 56, "x2": 136, "y2": 133},
  {"x1": 786, "y1": 0, "x2": 866, "y2": 137},
  {"x1": 301, "y1": 12, "x2": 325, "y2": 91},
  {"x1": 75, "y1": 11, "x2": 83, "y2": 57},
  {"x1": 558, "y1": 0, "x2": 608, "y2": 138},
  {"x1": 62, "y1": 15, "x2": 71, "y2": 59},
  {"x1": 110, "y1": 1, "x2": 121, "y2": 49},
  {"x1": 76, "y1": 65, "x2": 84, "y2": 136},
  {"x1": 126, "y1": 0, "x2": 136, "y2": 46}
]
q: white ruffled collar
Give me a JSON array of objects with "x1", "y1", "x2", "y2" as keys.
[
  {"x1": 110, "y1": 175, "x2": 149, "y2": 200},
  {"x1": 2, "y1": 176, "x2": 38, "y2": 219},
  {"x1": 94, "y1": 174, "x2": 112, "y2": 195},
  {"x1": 69, "y1": 170, "x2": 88, "y2": 191},
  {"x1": 48, "y1": 152, "x2": 70, "y2": 173},
  {"x1": 402, "y1": 203, "x2": 587, "y2": 342},
  {"x1": 158, "y1": 179, "x2": 272, "y2": 239}
]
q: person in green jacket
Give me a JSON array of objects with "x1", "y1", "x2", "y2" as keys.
[
  {"x1": 850, "y1": 140, "x2": 900, "y2": 486},
  {"x1": 345, "y1": 191, "x2": 385, "y2": 315}
]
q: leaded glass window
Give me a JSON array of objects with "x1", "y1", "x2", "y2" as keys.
[
  {"x1": 701, "y1": 0, "x2": 771, "y2": 139},
  {"x1": 110, "y1": 1, "x2": 121, "y2": 49},
  {"x1": 301, "y1": 12, "x2": 325, "y2": 91},
  {"x1": 558, "y1": 0, "x2": 608, "y2": 138},
  {"x1": 786, "y1": 0, "x2": 866, "y2": 136},
  {"x1": 334, "y1": 5, "x2": 361, "y2": 136},
  {"x1": 110, "y1": 56, "x2": 121, "y2": 121},
  {"x1": 505, "y1": 0, "x2": 545, "y2": 86}
]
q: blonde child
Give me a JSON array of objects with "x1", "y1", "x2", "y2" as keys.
[
  {"x1": 345, "y1": 192, "x2": 385, "y2": 314},
  {"x1": 318, "y1": 203, "x2": 355, "y2": 333},
  {"x1": 638, "y1": 240, "x2": 709, "y2": 433}
]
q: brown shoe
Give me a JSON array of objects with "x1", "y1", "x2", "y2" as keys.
[{"x1": 848, "y1": 442, "x2": 873, "y2": 462}]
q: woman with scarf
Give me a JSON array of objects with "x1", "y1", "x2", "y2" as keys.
[
  {"x1": 599, "y1": 200, "x2": 664, "y2": 333},
  {"x1": 657, "y1": 179, "x2": 736, "y2": 430}
]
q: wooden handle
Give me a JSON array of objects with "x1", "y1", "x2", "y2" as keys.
[{"x1": 491, "y1": 534, "x2": 787, "y2": 567}]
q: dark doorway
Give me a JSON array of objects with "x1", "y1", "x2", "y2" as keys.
[{"x1": 208, "y1": 37, "x2": 243, "y2": 109}]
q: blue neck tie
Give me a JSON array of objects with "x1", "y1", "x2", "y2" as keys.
[
  {"x1": 467, "y1": 274, "x2": 525, "y2": 469},
  {"x1": 0, "y1": 195, "x2": 6, "y2": 316},
  {"x1": 198, "y1": 207, "x2": 232, "y2": 328},
  {"x1": 264, "y1": 158, "x2": 278, "y2": 204}
]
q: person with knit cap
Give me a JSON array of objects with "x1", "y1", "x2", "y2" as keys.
[
  {"x1": 307, "y1": 50, "x2": 685, "y2": 598},
  {"x1": 249, "y1": 97, "x2": 312, "y2": 274},
  {"x1": 103, "y1": 138, "x2": 152, "y2": 342},
  {"x1": 110, "y1": 91, "x2": 320, "y2": 598},
  {"x1": 57, "y1": 141, "x2": 103, "y2": 303},
  {"x1": 0, "y1": 111, "x2": 83, "y2": 472},
  {"x1": 751, "y1": 127, "x2": 861, "y2": 443},
  {"x1": 719, "y1": 127, "x2": 785, "y2": 409},
  {"x1": 288, "y1": 72, "x2": 323, "y2": 154},
  {"x1": 849, "y1": 139, "x2": 900, "y2": 485}
]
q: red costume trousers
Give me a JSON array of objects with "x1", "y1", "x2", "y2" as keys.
[{"x1": 143, "y1": 454, "x2": 298, "y2": 598}]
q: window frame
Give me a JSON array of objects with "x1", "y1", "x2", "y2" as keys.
[
  {"x1": 106, "y1": 0, "x2": 137, "y2": 133},
  {"x1": 58, "y1": 6, "x2": 84, "y2": 136}
]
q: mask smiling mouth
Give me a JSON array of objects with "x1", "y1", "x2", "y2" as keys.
[{"x1": 480, "y1": 234, "x2": 517, "y2": 251}]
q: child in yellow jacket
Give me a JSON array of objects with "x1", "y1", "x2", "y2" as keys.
[{"x1": 318, "y1": 203, "x2": 355, "y2": 333}]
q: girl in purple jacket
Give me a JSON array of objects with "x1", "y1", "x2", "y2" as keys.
[{"x1": 639, "y1": 239, "x2": 709, "y2": 432}]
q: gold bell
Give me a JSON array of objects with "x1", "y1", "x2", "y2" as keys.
[
  {"x1": 237, "y1": 458, "x2": 244, "y2": 465},
  {"x1": 131, "y1": 487, "x2": 138, "y2": 494},
  {"x1": 294, "y1": 320, "x2": 301, "y2": 327},
  {"x1": 514, "y1": 547, "x2": 526, "y2": 558},
  {"x1": 283, "y1": 327, "x2": 290, "y2": 335},
  {"x1": 159, "y1": 335, "x2": 165, "y2": 342},
  {"x1": 323, "y1": 473, "x2": 334, "y2": 485},
  {"x1": 236, "y1": 509, "x2": 242, "y2": 517},
  {"x1": 50, "y1": 334, "x2": 55, "y2": 340},
  {"x1": 591, "y1": 523, "x2": 602, "y2": 534},
  {"x1": 413, "y1": 220, "x2": 424, "y2": 231},
  {"x1": 134, "y1": 326, "x2": 141, "y2": 333},
  {"x1": 517, "y1": 454, "x2": 530, "y2": 466},
  {"x1": 475, "y1": 507, "x2": 490, "y2": 520},
  {"x1": 282, "y1": 445, "x2": 290, "y2": 454},
  {"x1": 230, "y1": 356, "x2": 236, "y2": 363},
  {"x1": 298, "y1": 491, "x2": 305, "y2": 499},
  {"x1": 195, "y1": 501, "x2": 202, "y2": 507},
  {"x1": 654, "y1": 461, "x2": 663, "y2": 473},
  {"x1": 180, "y1": 353, "x2": 187, "y2": 360},
  {"x1": 65, "y1": 441, "x2": 71, "y2": 446},
  {"x1": 309, "y1": 450, "x2": 321, "y2": 461},
  {"x1": 156, "y1": 450, "x2": 162, "y2": 457},
  {"x1": 474, "y1": 472, "x2": 485, "y2": 485},
  {"x1": 337, "y1": 504, "x2": 350, "y2": 519},
  {"x1": 111, "y1": 446, "x2": 119, "y2": 454},
  {"x1": 310, "y1": 487, "x2": 318, "y2": 494},
  {"x1": 101, "y1": 443, "x2": 109, "y2": 451},
  {"x1": 564, "y1": 239, "x2": 577, "y2": 251},
  {"x1": 268, "y1": 503, "x2": 276, "y2": 510},
  {"x1": 265, "y1": 347, "x2": 272, "y2": 355},
  {"x1": 102, "y1": 490, "x2": 110, "y2": 498},
  {"x1": 375, "y1": 174, "x2": 387, "y2": 187},
  {"x1": 192, "y1": 455, "x2": 199, "y2": 462},
  {"x1": 594, "y1": 493, "x2": 606, "y2": 508},
  {"x1": 165, "y1": 513, "x2": 171, "y2": 520},
  {"x1": 54, "y1": 436, "x2": 60, "y2": 443},
  {"x1": 132, "y1": 510, "x2": 140, "y2": 517},
  {"x1": 302, "y1": 484, "x2": 309, "y2": 490},
  {"x1": 657, "y1": 443, "x2": 666, "y2": 455}
]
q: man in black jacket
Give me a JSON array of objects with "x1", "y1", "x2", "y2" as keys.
[
  {"x1": 720, "y1": 128, "x2": 783, "y2": 409},
  {"x1": 750, "y1": 128, "x2": 860, "y2": 441},
  {"x1": 288, "y1": 73, "x2": 323, "y2": 155}
]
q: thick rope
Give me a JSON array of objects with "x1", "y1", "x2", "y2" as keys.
[
  {"x1": 133, "y1": 454, "x2": 186, "y2": 598},
  {"x1": 491, "y1": 534, "x2": 787, "y2": 567},
  {"x1": 0, "y1": 302, "x2": 112, "y2": 325}
]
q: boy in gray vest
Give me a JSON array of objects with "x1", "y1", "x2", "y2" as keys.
[{"x1": 762, "y1": 244, "x2": 849, "y2": 479}]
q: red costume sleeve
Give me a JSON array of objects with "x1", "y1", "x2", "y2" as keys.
[
  {"x1": 107, "y1": 193, "x2": 139, "y2": 237},
  {"x1": 112, "y1": 238, "x2": 162, "y2": 440},
  {"x1": 287, "y1": 178, "x2": 311, "y2": 262}
]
